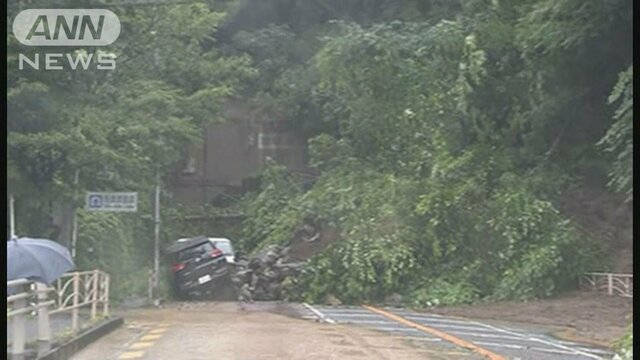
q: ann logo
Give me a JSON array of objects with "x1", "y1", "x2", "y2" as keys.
[
  {"x1": 27, "y1": 14, "x2": 106, "y2": 42},
  {"x1": 13, "y1": 9, "x2": 120, "y2": 46}
]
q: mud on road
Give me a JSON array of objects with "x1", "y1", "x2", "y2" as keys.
[
  {"x1": 72, "y1": 302, "x2": 475, "y2": 360},
  {"x1": 425, "y1": 291, "x2": 632, "y2": 347}
]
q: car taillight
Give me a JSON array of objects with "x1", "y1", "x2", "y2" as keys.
[
  {"x1": 210, "y1": 249, "x2": 223, "y2": 258},
  {"x1": 172, "y1": 263, "x2": 186, "y2": 272}
]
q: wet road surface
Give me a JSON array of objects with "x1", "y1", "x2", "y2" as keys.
[
  {"x1": 305, "y1": 305, "x2": 614, "y2": 360},
  {"x1": 71, "y1": 302, "x2": 614, "y2": 360},
  {"x1": 71, "y1": 302, "x2": 473, "y2": 360}
]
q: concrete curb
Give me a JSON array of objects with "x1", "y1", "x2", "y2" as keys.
[{"x1": 36, "y1": 317, "x2": 124, "y2": 360}]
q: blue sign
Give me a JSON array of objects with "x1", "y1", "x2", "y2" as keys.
[
  {"x1": 88, "y1": 194, "x2": 103, "y2": 209},
  {"x1": 86, "y1": 192, "x2": 137, "y2": 212}
]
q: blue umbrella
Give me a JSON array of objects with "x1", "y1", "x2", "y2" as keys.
[{"x1": 7, "y1": 237, "x2": 75, "y2": 285}]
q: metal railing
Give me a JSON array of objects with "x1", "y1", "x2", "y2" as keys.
[
  {"x1": 7, "y1": 270, "x2": 110, "y2": 360},
  {"x1": 579, "y1": 272, "x2": 633, "y2": 298}
]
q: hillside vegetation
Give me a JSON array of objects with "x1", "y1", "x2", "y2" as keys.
[{"x1": 230, "y1": 0, "x2": 632, "y2": 306}]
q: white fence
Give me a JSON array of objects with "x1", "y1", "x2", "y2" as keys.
[
  {"x1": 7, "y1": 270, "x2": 110, "y2": 360},
  {"x1": 579, "y1": 272, "x2": 633, "y2": 298}
]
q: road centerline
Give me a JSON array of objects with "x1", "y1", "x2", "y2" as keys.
[{"x1": 363, "y1": 305, "x2": 506, "y2": 360}]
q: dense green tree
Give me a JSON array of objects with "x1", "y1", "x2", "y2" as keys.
[
  {"x1": 598, "y1": 66, "x2": 633, "y2": 201},
  {"x1": 7, "y1": 0, "x2": 255, "y2": 299}
]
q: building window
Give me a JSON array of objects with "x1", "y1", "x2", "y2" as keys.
[
  {"x1": 258, "y1": 133, "x2": 281, "y2": 149},
  {"x1": 182, "y1": 148, "x2": 197, "y2": 174}
]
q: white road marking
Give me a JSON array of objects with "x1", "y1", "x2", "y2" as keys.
[
  {"x1": 417, "y1": 323, "x2": 495, "y2": 332},
  {"x1": 328, "y1": 311, "x2": 488, "y2": 329},
  {"x1": 575, "y1": 348, "x2": 614, "y2": 356},
  {"x1": 317, "y1": 308, "x2": 376, "y2": 314},
  {"x1": 371, "y1": 326, "x2": 423, "y2": 332},
  {"x1": 447, "y1": 331, "x2": 524, "y2": 341},
  {"x1": 398, "y1": 336, "x2": 443, "y2": 342},
  {"x1": 386, "y1": 308, "x2": 606, "y2": 359},
  {"x1": 327, "y1": 313, "x2": 387, "y2": 318},
  {"x1": 335, "y1": 319, "x2": 399, "y2": 325},
  {"x1": 302, "y1": 303, "x2": 336, "y2": 324},
  {"x1": 473, "y1": 341, "x2": 525, "y2": 349},
  {"x1": 461, "y1": 320, "x2": 604, "y2": 359},
  {"x1": 473, "y1": 341, "x2": 578, "y2": 356},
  {"x1": 310, "y1": 307, "x2": 608, "y2": 360},
  {"x1": 556, "y1": 340, "x2": 587, "y2": 346},
  {"x1": 405, "y1": 315, "x2": 493, "y2": 326},
  {"x1": 554, "y1": 340, "x2": 614, "y2": 354},
  {"x1": 389, "y1": 310, "x2": 446, "y2": 318},
  {"x1": 532, "y1": 347, "x2": 592, "y2": 356},
  {"x1": 474, "y1": 340, "x2": 604, "y2": 357}
]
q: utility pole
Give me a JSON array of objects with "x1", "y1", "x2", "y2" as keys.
[
  {"x1": 70, "y1": 170, "x2": 80, "y2": 259},
  {"x1": 153, "y1": 169, "x2": 161, "y2": 306},
  {"x1": 9, "y1": 194, "x2": 16, "y2": 239},
  {"x1": 151, "y1": 46, "x2": 161, "y2": 306}
]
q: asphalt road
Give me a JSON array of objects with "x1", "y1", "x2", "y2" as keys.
[
  {"x1": 304, "y1": 305, "x2": 614, "y2": 360},
  {"x1": 69, "y1": 302, "x2": 615, "y2": 360},
  {"x1": 71, "y1": 302, "x2": 467, "y2": 360}
]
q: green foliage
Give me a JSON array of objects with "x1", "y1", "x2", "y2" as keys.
[
  {"x1": 514, "y1": 0, "x2": 632, "y2": 168},
  {"x1": 231, "y1": 24, "x2": 299, "y2": 92},
  {"x1": 493, "y1": 244, "x2": 563, "y2": 300},
  {"x1": 301, "y1": 228, "x2": 417, "y2": 303},
  {"x1": 245, "y1": 145, "x2": 599, "y2": 304},
  {"x1": 408, "y1": 278, "x2": 479, "y2": 307},
  {"x1": 240, "y1": 159, "x2": 303, "y2": 252},
  {"x1": 313, "y1": 20, "x2": 465, "y2": 172},
  {"x1": 7, "y1": 0, "x2": 256, "y2": 214},
  {"x1": 307, "y1": 134, "x2": 353, "y2": 171},
  {"x1": 613, "y1": 324, "x2": 633, "y2": 360},
  {"x1": 75, "y1": 211, "x2": 150, "y2": 302},
  {"x1": 598, "y1": 66, "x2": 633, "y2": 201},
  {"x1": 517, "y1": 0, "x2": 630, "y2": 55},
  {"x1": 413, "y1": 147, "x2": 597, "y2": 301}
]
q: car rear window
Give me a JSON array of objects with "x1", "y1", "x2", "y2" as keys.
[
  {"x1": 212, "y1": 241, "x2": 233, "y2": 255},
  {"x1": 176, "y1": 242, "x2": 214, "y2": 262}
]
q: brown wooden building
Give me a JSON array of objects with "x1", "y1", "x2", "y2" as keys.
[{"x1": 168, "y1": 101, "x2": 310, "y2": 205}]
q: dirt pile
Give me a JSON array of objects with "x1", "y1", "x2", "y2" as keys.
[
  {"x1": 287, "y1": 225, "x2": 339, "y2": 261},
  {"x1": 427, "y1": 290, "x2": 632, "y2": 346}
]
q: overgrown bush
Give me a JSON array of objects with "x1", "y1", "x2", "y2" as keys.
[
  {"x1": 243, "y1": 150, "x2": 601, "y2": 305},
  {"x1": 76, "y1": 211, "x2": 151, "y2": 303},
  {"x1": 300, "y1": 224, "x2": 417, "y2": 303},
  {"x1": 408, "y1": 278, "x2": 479, "y2": 307},
  {"x1": 613, "y1": 324, "x2": 633, "y2": 360},
  {"x1": 487, "y1": 187, "x2": 598, "y2": 300},
  {"x1": 240, "y1": 159, "x2": 304, "y2": 252}
]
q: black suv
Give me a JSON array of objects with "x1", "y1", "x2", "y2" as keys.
[{"x1": 166, "y1": 236, "x2": 230, "y2": 299}]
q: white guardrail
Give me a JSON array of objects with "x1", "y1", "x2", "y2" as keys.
[
  {"x1": 579, "y1": 272, "x2": 633, "y2": 298},
  {"x1": 7, "y1": 270, "x2": 110, "y2": 360}
]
